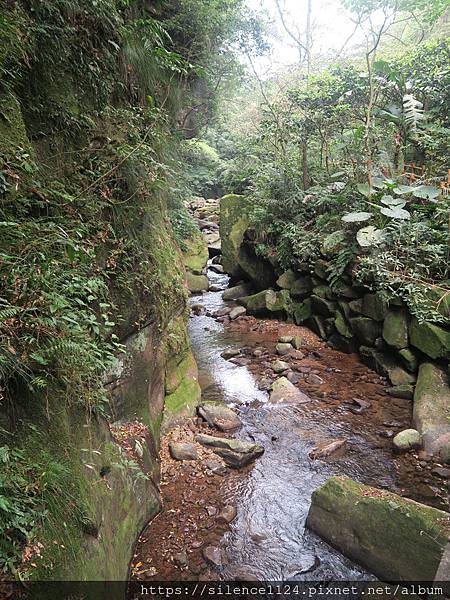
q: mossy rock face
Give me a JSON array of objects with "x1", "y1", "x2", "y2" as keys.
[
  {"x1": 165, "y1": 351, "x2": 198, "y2": 395},
  {"x1": 349, "y1": 316, "x2": 381, "y2": 346},
  {"x1": 382, "y1": 310, "x2": 409, "y2": 349},
  {"x1": 361, "y1": 293, "x2": 388, "y2": 321},
  {"x1": 276, "y1": 269, "x2": 297, "y2": 290},
  {"x1": 335, "y1": 311, "x2": 352, "y2": 339},
  {"x1": 183, "y1": 233, "x2": 209, "y2": 275},
  {"x1": 290, "y1": 275, "x2": 312, "y2": 297},
  {"x1": 348, "y1": 298, "x2": 363, "y2": 314},
  {"x1": 307, "y1": 315, "x2": 334, "y2": 339},
  {"x1": 359, "y1": 347, "x2": 416, "y2": 386},
  {"x1": 163, "y1": 352, "x2": 201, "y2": 429},
  {"x1": 242, "y1": 289, "x2": 271, "y2": 315},
  {"x1": 413, "y1": 363, "x2": 450, "y2": 462},
  {"x1": 314, "y1": 259, "x2": 330, "y2": 280},
  {"x1": 237, "y1": 243, "x2": 277, "y2": 290},
  {"x1": 186, "y1": 272, "x2": 209, "y2": 293},
  {"x1": 219, "y1": 194, "x2": 249, "y2": 277},
  {"x1": 293, "y1": 299, "x2": 312, "y2": 325},
  {"x1": 307, "y1": 476, "x2": 448, "y2": 581},
  {"x1": 410, "y1": 318, "x2": 450, "y2": 360},
  {"x1": 0, "y1": 92, "x2": 31, "y2": 154},
  {"x1": 312, "y1": 285, "x2": 335, "y2": 300},
  {"x1": 310, "y1": 295, "x2": 337, "y2": 317},
  {"x1": 266, "y1": 289, "x2": 292, "y2": 314}
]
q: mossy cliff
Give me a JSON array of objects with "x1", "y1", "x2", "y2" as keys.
[{"x1": 0, "y1": 0, "x2": 208, "y2": 580}]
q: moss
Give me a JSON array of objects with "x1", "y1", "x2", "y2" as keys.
[
  {"x1": 164, "y1": 377, "x2": 201, "y2": 421},
  {"x1": 186, "y1": 272, "x2": 209, "y2": 293},
  {"x1": 335, "y1": 310, "x2": 352, "y2": 338},
  {"x1": 410, "y1": 318, "x2": 450, "y2": 359},
  {"x1": 219, "y1": 194, "x2": 249, "y2": 276},
  {"x1": 165, "y1": 351, "x2": 198, "y2": 395},
  {"x1": 382, "y1": 310, "x2": 409, "y2": 349},
  {"x1": 307, "y1": 476, "x2": 449, "y2": 581},
  {"x1": 0, "y1": 92, "x2": 30, "y2": 153},
  {"x1": 183, "y1": 232, "x2": 209, "y2": 274}
]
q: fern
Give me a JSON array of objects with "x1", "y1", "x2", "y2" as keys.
[{"x1": 403, "y1": 94, "x2": 424, "y2": 131}]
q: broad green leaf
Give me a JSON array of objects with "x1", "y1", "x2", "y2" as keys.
[
  {"x1": 356, "y1": 226, "x2": 384, "y2": 247},
  {"x1": 393, "y1": 184, "x2": 416, "y2": 195},
  {"x1": 357, "y1": 183, "x2": 372, "y2": 197},
  {"x1": 380, "y1": 206, "x2": 410, "y2": 220},
  {"x1": 342, "y1": 211, "x2": 373, "y2": 223},
  {"x1": 380, "y1": 195, "x2": 406, "y2": 208},
  {"x1": 413, "y1": 185, "x2": 441, "y2": 200}
]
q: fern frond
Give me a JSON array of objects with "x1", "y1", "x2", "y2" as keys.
[{"x1": 403, "y1": 94, "x2": 424, "y2": 131}]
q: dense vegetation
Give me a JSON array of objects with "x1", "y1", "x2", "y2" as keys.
[
  {"x1": 194, "y1": 2, "x2": 450, "y2": 325},
  {"x1": 0, "y1": 0, "x2": 259, "y2": 577}
]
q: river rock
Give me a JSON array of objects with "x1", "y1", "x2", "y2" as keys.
[
  {"x1": 191, "y1": 303, "x2": 206, "y2": 315},
  {"x1": 393, "y1": 429, "x2": 422, "y2": 451},
  {"x1": 198, "y1": 403, "x2": 242, "y2": 432},
  {"x1": 229, "y1": 306, "x2": 246, "y2": 320},
  {"x1": 361, "y1": 293, "x2": 388, "y2": 321},
  {"x1": 306, "y1": 476, "x2": 449, "y2": 581},
  {"x1": 270, "y1": 377, "x2": 310, "y2": 404},
  {"x1": 292, "y1": 336, "x2": 303, "y2": 350},
  {"x1": 186, "y1": 273, "x2": 209, "y2": 293},
  {"x1": 272, "y1": 360, "x2": 289, "y2": 373},
  {"x1": 276, "y1": 342, "x2": 292, "y2": 356},
  {"x1": 203, "y1": 545, "x2": 222, "y2": 566},
  {"x1": 217, "y1": 505, "x2": 237, "y2": 524},
  {"x1": 195, "y1": 434, "x2": 264, "y2": 468},
  {"x1": 309, "y1": 439, "x2": 347, "y2": 460},
  {"x1": 222, "y1": 283, "x2": 253, "y2": 301},
  {"x1": 174, "y1": 551, "x2": 188, "y2": 567},
  {"x1": 209, "y1": 264, "x2": 224, "y2": 274},
  {"x1": 279, "y1": 335, "x2": 294, "y2": 344},
  {"x1": 221, "y1": 347, "x2": 240, "y2": 359},
  {"x1": 169, "y1": 442, "x2": 198, "y2": 461},
  {"x1": 306, "y1": 373, "x2": 324, "y2": 385},
  {"x1": 258, "y1": 377, "x2": 272, "y2": 391},
  {"x1": 413, "y1": 363, "x2": 450, "y2": 463}
]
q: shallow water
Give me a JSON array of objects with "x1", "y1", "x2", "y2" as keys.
[{"x1": 188, "y1": 265, "x2": 401, "y2": 581}]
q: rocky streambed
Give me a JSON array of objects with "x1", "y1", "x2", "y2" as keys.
[{"x1": 129, "y1": 264, "x2": 449, "y2": 583}]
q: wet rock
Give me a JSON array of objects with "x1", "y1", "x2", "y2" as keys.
[
  {"x1": 309, "y1": 439, "x2": 347, "y2": 460},
  {"x1": 379, "y1": 430, "x2": 395, "y2": 439},
  {"x1": 276, "y1": 342, "x2": 292, "y2": 356},
  {"x1": 410, "y1": 319, "x2": 450, "y2": 360},
  {"x1": 221, "y1": 348, "x2": 241, "y2": 359},
  {"x1": 348, "y1": 397, "x2": 371, "y2": 413},
  {"x1": 272, "y1": 360, "x2": 289, "y2": 374},
  {"x1": 230, "y1": 357, "x2": 250, "y2": 366},
  {"x1": 233, "y1": 567, "x2": 259, "y2": 581},
  {"x1": 307, "y1": 476, "x2": 449, "y2": 581},
  {"x1": 386, "y1": 384, "x2": 414, "y2": 399},
  {"x1": 209, "y1": 284, "x2": 224, "y2": 292},
  {"x1": 287, "y1": 371, "x2": 302, "y2": 384},
  {"x1": 398, "y1": 348, "x2": 418, "y2": 373},
  {"x1": 217, "y1": 505, "x2": 237, "y2": 524},
  {"x1": 198, "y1": 403, "x2": 242, "y2": 432},
  {"x1": 258, "y1": 377, "x2": 272, "y2": 391},
  {"x1": 195, "y1": 434, "x2": 264, "y2": 468},
  {"x1": 215, "y1": 307, "x2": 232, "y2": 317},
  {"x1": 174, "y1": 551, "x2": 188, "y2": 567},
  {"x1": 187, "y1": 273, "x2": 209, "y2": 293},
  {"x1": 383, "y1": 420, "x2": 402, "y2": 428},
  {"x1": 203, "y1": 546, "x2": 222, "y2": 566},
  {"x1": 285, "y1": 553, "x2": 319, "y2": 577},
  {"x1": 306, "y1": 373, "x2": 324, "y2": 385},
  {"x1": 289, "y1": 349, "x2": 305, "y2": 360},
  {"x1": 270, "y1": 377, "x2": 310, "y2": 404},
  {"x1": 191, "y1": 303, "x2": 206, "y2": 315},
  {"x1": 205, "y1": 459, "x2": 227, "y2": 475},
  {"x1": 431, "y1": 467, "x2": 450, "y2": 479},
  {"x1": 222, "y1": 283, "x2": 254, "y2": 301},
  {"x1": 229, "y1": 306, "x2": 246, "y2": 320},
  {"x1": 209, "y1": 264, "x2": 224, "y2": 274},
  {"x1": 279, "y1": 335, "x2": 294, "y2": 344},
  {"x1": 169, "y1": 442, "x2": 198, "y2": 461},
  {"x1": 393, "y1": 429, "x2": 422, "y2": 451},
  {"x1": 253, "y1": 349, "x2": 263, "y2": 357}
]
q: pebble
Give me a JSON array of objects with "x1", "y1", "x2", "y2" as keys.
[
  {"x1": 203, "y1": 546, "x2": 222, "y2": 566},
  {"x1": 306, "y1": 373, "x2": 324, "y2": 385},
  {"x1": 173, "y1": 551, "x2": 188, "y2": 567},
  {"x1": 217, "y1": 505, "x2": 237, "y2": 524}
]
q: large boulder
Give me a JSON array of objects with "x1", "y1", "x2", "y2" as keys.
[
  {"x1": 359, "y1": 347, "x2": 416, "y2": 386},
  {"x1": 382, "y1": 310, "x2": 409, "y2": 349},
  {"x1": 350, "y1": 316, "x2": 381, "y2": 346},
  {"x1": 186, "y1": 272, "x2": 209, "y2": 293},
  {"x1": 413, "y1": 363, "x2": 450, "y2": 463},
  {"x1": 276, "y1": 269, "x2": 298, "y2": 290},
  {"x1": 219, "y1": 194, "x2": 249, "y2": 276},
  {"x1": 361, "y1": 293, "x2": 388, "y2": 321},
  {"x1": 307, "y1": 476, "x2": 449, "y2": 581},
  {"x1": 183, "y1": 233, "x2": 209, "y2": 275},
  {"x1": 237, "y1": 243, "x2": 277, "y2": 290},
  {"x1": 222, "y1": 282, "x2": 254, "y2": 301},
  {"x1": 410, "y1": 319, "x2": 450, "y2": 360},
  {"x1": 198, "y1": 403, "x2": 242, "y2": 432},
  {"x1": 392, "y1": 429, "x2": 422, "y2": 451}
]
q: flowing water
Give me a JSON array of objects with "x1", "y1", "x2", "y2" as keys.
[{"x1": 188, "y1": 264, "x2": 401, "y2": 581}]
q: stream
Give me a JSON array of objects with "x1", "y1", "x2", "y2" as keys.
[{"x1": 130, "y1": 262, "x2": 445, "y2": 583}]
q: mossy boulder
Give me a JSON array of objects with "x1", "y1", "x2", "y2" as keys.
[
  {"x1": 312, "y1": 285, "x2": 335, "y2": 300},
  {"x1": 290, "y1": 275, "x2": 312, "y2": 297},
  {"x1": 361, "y1": 293, "x2": 388, "y2": 321},
  {"x1": 359, "y1": 347, "x2": 416, "y2": 386},
  {"x1": 293, "y1": 299, "x2": 312, "y2": 325},
  {"x1": 410, "y1": 318, "x2": 450, "y2": 360},
  {"x1": 307, "y1": 315, "x2": 335, "y2": 339},
  {"x1": 237, "y1": 244, "x2": 277, "y2": 290},
  {"x1": 307, "y1": 476, "x2": 449, "y2": 581},
  {"x1": 183, "y1": 233, "x2": 209, "y2": 275},
  {"x1": 276, "y1": 269, "x2": 297, "y2": 290},
  {"x1": 165, "y1": 351, "x2": 198, "y2": 395},
  {"x1": 413, "y1": 363, "x2": 450, "y2": 463},
  {"x1": 219, "y1": 194, "x2": 249, "y2": 276},
  {"x1": 186, "y1": 272, "x2": 209, "y2": 293},
  {"x1": 350, "y1": 316, "x2": 381, "y2": 346},
  {"x1": 266, "y1": 289, "x2": 292, "y2": 314},
  {"x1": 382, "y1": 310, "x2": 409, "y2": 349},
  {"x1": 398, "y1": 348, "x2": 418, "y2": 372},
  {"x1": 241, "y1": 289, "x2": 270, "y2": 314},
  {"x1": 335, "y1": 311, "x2": 352, "y2": 339}
]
